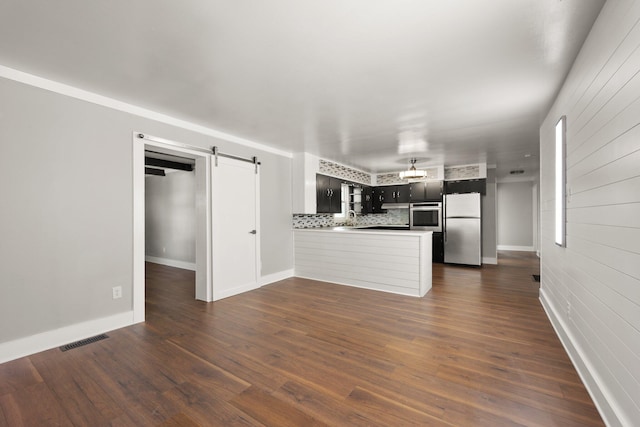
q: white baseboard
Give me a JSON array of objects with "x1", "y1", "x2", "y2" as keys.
[
  {"x1": 0, "y1": 311, "x2": 135, "y2": 364},
  {"x1": 482, "y1": 257, "x2": 498, "y2": 265},
  {"x1": 214, "y1": 283, "x2": 260, "y2": 301},
  {"x1": 145, "y1": 256, "x2": 196, "y2": 271},
  {"x1": 497, "y1": 245, "x2": 535, "y2": 252},
  {"x1": 539, "y1": 289, "x2": 625, "y2": 427},
  {"x1": 213, "y1": 269, "x2": 293, "y2": 301},
  {"x1": 260, "y1": 269, "x2": 294, "y2": 286}
]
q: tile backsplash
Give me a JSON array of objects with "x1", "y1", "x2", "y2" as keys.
[{"x1": 292, "y1": 209, "x2": 409, "y2": 229}]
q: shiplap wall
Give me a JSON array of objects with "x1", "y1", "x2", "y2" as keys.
[
  {"x1": 294, "y1": 230, "x2": 431, "y2": 297},
  {"x1": 539, "y1": 1, "x2": 640, "y2": 426}
]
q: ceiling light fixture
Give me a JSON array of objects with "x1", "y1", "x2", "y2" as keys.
[{"x1": 399, "y1": 158, "x2": 427, "y2": 179}]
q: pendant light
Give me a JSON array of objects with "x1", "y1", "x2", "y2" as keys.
[{"x1": 399, "y1": 158, "x2": 427, "y2": 179}]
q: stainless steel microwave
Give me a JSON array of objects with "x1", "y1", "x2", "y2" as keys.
[{"x1": 409, "y1": 202, "x2": 442, "y2": 232}]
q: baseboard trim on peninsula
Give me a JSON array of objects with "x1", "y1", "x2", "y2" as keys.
[
  {"x1": 145, "y1": 256, "x2": 196, "y2": 271},
  {"x1": 260, "y1": 269, "x2": 294, "y2": 286},
  {"x1": 540, "y1": 289, "x2": 625, "y2": 427},
  {"x1": 482, "y1": 257, "x2": 498, "y2": 265},
  {"x1": 0, "y1": 311, "x2": 135, "y2": 364}
]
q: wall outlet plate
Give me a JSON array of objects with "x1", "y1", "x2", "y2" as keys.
[{"x1": 112, "y1": 286, "x2": 122, "y2": 299}]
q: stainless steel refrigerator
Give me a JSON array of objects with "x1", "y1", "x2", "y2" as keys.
[{"x1": 444, "y1": 193, "x2": 481, "y2": 266}]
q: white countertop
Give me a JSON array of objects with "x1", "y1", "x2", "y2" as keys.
[{"x1": 295, "y1": 227, "x2": 432, "y2": 237}]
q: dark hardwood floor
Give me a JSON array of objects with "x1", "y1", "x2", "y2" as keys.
[{"x1": 0, "y1": 252, "x2": 605, "y2": 426}]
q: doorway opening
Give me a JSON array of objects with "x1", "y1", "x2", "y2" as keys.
[
  {"x1": 133, "y1": 132, "x2": 261, "y2": 323},
  {"x1": 133, "y1": 134, "x2": 212, "y2": 322}
]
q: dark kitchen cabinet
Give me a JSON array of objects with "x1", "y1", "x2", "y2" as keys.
[
  {"x1": 432, "y1": 232, "x2": 444, "y2": 263},
  {"x1": 371, "y1": 186, "x2": 386, "y2": 212},
  {"x1": 410, "y1": 182, "x2": 427, "y2": 202},
  {"x1": 361, "y1": 186, "x2": 373, "y2": 214},
  {"x1": 379, "y1": 184, "x2": 410, "y2": 203},
  {"x1": 316, "y1": 174, "x2": 343, "y2": 213},
  {"x1": 391, "y1": 184, "x2": 411, "y2": 203},
  {"x1": 372, "y1": 184, "x2": 410, "y2": 210},
  {"x1": 445, "y1": 179, "x2": 486, "y2": 195},
  {"x1": 426, "y1": 181, "x2": 444, "y2": 201},
  {"x1": 410, "y1": 181, "x2": 443, "y2": 202}
]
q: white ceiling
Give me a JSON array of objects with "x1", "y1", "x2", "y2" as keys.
[{"x1": 0, "y1": 0, "x2": 604, "y2": 180}]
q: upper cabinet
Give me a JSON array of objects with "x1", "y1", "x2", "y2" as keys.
[
  {"x1": 372, "y1": 187, "x2": 385, "y2": 212},
  {"x1": 361, "y1": 186, "x2": 373, "y2": 214},
  {"x1": 410, "y1": 181, "x2": 443, "y2": 202},
  {"x1": 426, "y1": 181, "x2": 444, "y2": 201},
  {"x1": 391, "y1": 184, "x2": 410, "y2": 203},
  {"x1": 316, "y1": 174, "x2": 343, "y2": 213},
  {"x1": 445, "y1": 179, "x2": 486, "y2": 195},
  {"x1": 371, "y1": 184, "x2": 410, "y2": 210}
]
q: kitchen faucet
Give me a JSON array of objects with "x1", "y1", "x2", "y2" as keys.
[{"x1": 347, "y1": 209, "x2": 357, "y2": 226}]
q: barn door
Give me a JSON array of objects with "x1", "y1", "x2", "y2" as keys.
[{"x1": 211, "y1": 155, "x2": 260, "y2": 300}]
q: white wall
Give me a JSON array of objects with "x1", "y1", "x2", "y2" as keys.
[
  {"x1": 539, "y1": 1, "x2": 640, "y2": 425},
  {"x1": 145, "y1": 170, "x2": 196, "y2": 268},
  {"x1": 497, "y1": 180, "x2": 534, "y2": 251},
  {"x1": 0, "y1": 74, "x2": 293, "y2": 351}
]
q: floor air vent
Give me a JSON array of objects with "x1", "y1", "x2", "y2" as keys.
[
  {"x1": 532, "y1": 274, "x2": 540, "y2": 282},
  {"x1": 60, "y1": 334, "x2": 109, "y2": 352}
]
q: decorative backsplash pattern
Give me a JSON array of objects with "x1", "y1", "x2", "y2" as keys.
[
  {"x1": 292, "y1": 214, "x2": 336, "y2": 229},
  {"x1": 375, "y1": 173, "x2": 404, "y2": 185},
  {"x1": 376, "y1": 167, "x2": 440, "y2": 185},
  {"x1": 445, "y1": 165, "x2": 481, "y2": 180},
  {"x1": 319, "y1": 160, "x2": 371, "y2": 184},
  {"x1": 293, "y1": 209, "x2": 409, "y2": 229}
]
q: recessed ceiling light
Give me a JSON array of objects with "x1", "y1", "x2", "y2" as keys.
[{"x1": 524, "y1": 154, "x2": 531, "y2": 158}]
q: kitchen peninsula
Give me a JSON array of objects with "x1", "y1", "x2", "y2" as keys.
[{"x1": 294, "y1": 227, "x2": 432, "y2": 297}]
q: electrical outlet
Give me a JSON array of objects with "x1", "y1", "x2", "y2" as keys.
[{"x1": 112, "y1": 286, "x2": 122, "y2": 299}]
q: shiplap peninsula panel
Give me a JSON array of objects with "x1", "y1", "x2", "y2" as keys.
[
  {"x1": 294, "y1": 229, "x2": 432, "y2": 297},
  {"x1": 539, "y1": 1, "x2": 640, "y2": 426}
]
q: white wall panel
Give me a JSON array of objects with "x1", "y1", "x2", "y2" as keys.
[
  {"x1": 567, "y1": 122, "x2": 640, "y2": 184},
  {"x1": 539, "y1": 1, "x2": 640, "y2": 425},
  {"x1": 568, "y1": 176, "x2": 640, "y2": 207},
  {"x1": 569, "y1": 223, "x2": 640, "y2": 254},
  {"x1": 569, "y1": 203, "x2": 640, "y2": 228},
  {"x1": 294, "y1": 230, "x2": 431, "y2": 297},
  {"x1": 570, "y1": 149, "x2": 640, "y2": 195}
]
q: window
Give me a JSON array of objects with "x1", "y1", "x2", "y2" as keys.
[{"x1": 555, "y1": 116, "x2": 566, "y2": 247}]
